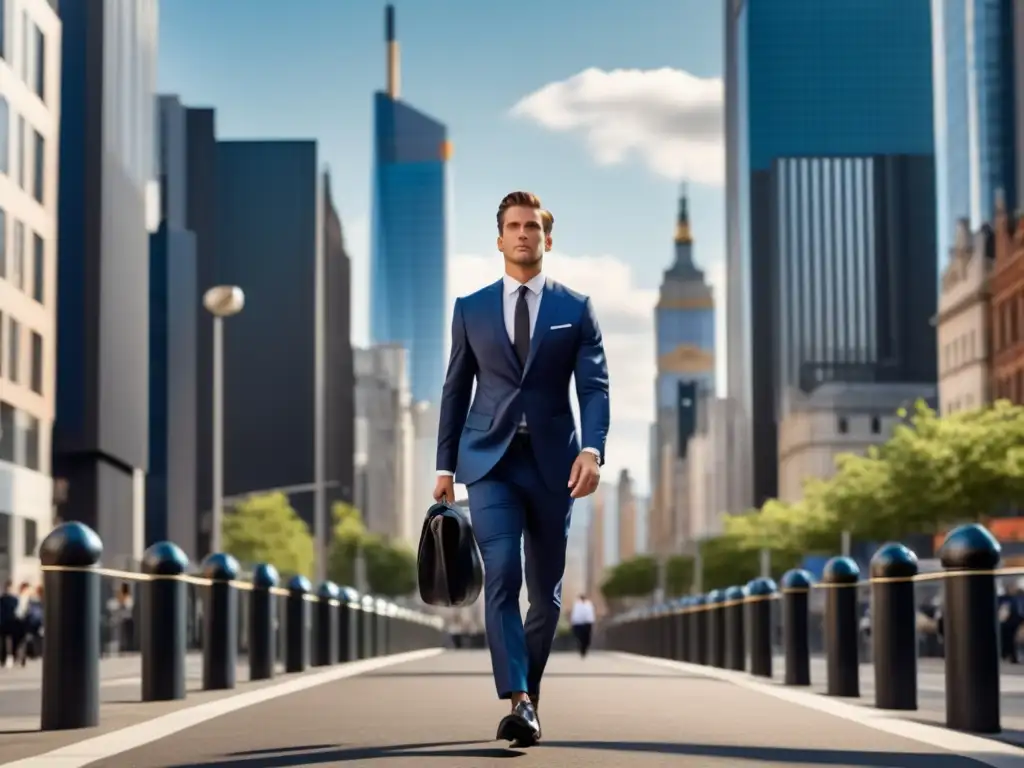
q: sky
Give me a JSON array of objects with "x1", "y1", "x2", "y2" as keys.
[{"x1": 158, "y1": 0, "x2": 726, "y2": 496}]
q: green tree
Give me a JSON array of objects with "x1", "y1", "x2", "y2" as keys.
[
  {"x1": 221, "y1": 492, "x2": 314, "y2": 578},
  {"x1": 364, "y1": 536, "x2": 418, "y2": 597},
  {"x1": 664, "y1": 554, "x2": 694, "y2": 596},
  {"x1": 600, "y1": 554, "x2": 658, "y2": 599},
  {"x1": 327, "y1": 502, "x2": 369, "y2": 587}
]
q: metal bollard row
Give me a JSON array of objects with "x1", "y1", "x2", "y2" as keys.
[
  {"x1": 602, "y1": 523, "x2": 1006, "y2": 735},
  {"x1": 37, "y1": 521, "x2": 447, "y2": 731}
]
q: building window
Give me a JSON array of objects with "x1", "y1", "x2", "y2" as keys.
[
  {"x1": 16, "y1": 115, "x2": 24, "y2": 189},
  {"x1": 870, "y1": 416, "x2": 881, "y2": 434},
  {"x1": 837, "y1": 416, "x2": 849, "y2": 434},
  {"x1": 0, "y1": 0, "x2": 6, "y2": 61},
  {"x1": 22, "y1": 413, "x2": 37, "y2": 470},
  {"x1": 22, "y1": 517, "x2": 36, "y2": 556},
  {"x1": 0, "y1": 96, "x2": 8, "y2": 176},
  {"x1": 7, "y1": 317, "x2": 18, "y2": 384},
  {"x1": 33, "y1": 24, "x2": 43, "y2": 102},
  {"x1": 31, "y1": 130, "x2": 42, "y2": 203},
  {"x1": 0, "y1": 208, "x2": 7, "y2": 280},
  {"x1": 31, "y1": 232, "x2": 42, "y2": 303},
  {"x1": 19, "y1": 10, "x2": 27, "y2": 83},
  {"x1": 0, "y1": 403, "x2": 14, "y2": 462},
  {"x1": 12, "y1": 220, "x2": 22, "y2": 290},
  {"x1": 29, "y1": 331, "x2": 40, "y2": 394}
]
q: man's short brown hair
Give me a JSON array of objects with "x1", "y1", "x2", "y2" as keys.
[{"x1": 496, "y1": 191, "x2": 554, "y2": 234}]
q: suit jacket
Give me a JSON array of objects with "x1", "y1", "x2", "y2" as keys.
[{"x1": 436, "y1": 277, "x2": 610, "y2": 492}]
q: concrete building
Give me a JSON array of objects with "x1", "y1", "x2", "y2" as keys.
[
  {"x1": 0, "y1": 0, "x2": 61, "y2": 584},
  {"x1": 354, "y1": 344, "x2": 414, "y2": 542},
  {"x1": 991, "y1": 197, "x2": 1024, "y2": 403},
  {"x1": 409, "y1": 400, "x2": 438, "y2": 548},
  {"x1": 725, "y1": 0, "x2": 935, "y2": 510},
  {"x1": 616, "y1": 469, "x2": 637, "y2": 563},
  {"x1": 55, "y1": 0, "x2": 158, "y2": 566},
  {"x1": 147, "y1": 95, "x2": 198, "y2": 553},
  {"x1": 684, "y1": 396, "x2": 738, "y2": 542},
  {"x1": 585, "y1": 484, "x2": 607, "y2": 617},
  {"x1": 935, "y1": 218, "x2": 994, "y2": 415},
  {"x1": 778, "y1": 382, "x2": 935, "y2": 503}
]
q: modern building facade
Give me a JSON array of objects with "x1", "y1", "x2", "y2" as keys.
[
  {"x1": 725, "y1": 0, "x2": 935, "y2": 509},
  {"x1": 0, "y1": 0, "x2": 61, "y2": 585},
  {"x1": 772, "y1": 154, "x2": 938, "y2": 418},
  {"x1": 55, "y1": 0, "x2": 158, "y2": 565},
  {"x1": 354, "y1": 344, "x2": 414, "y2": 542},
  {"x1": 616, "y1": 469, "x2": 637, "y2": 563},
  {"x1": 147, "y1": 95, "x2": 198, "y2": 552},
  {"x1": 932, "y1": 0, "x2": 1017, "y2": 266},
  {"x1": 935, "y1": 218, "x2": 993, "y2": 414},
  {"x1": 208, "y1": 141, "x2": 352, "y2": 553},
  {"x1": 370, "y1": 5, "x2": 449, "y2": 404},
  {"x1": 991, "y1": 197, "x2": 1024, "y2": 402}
]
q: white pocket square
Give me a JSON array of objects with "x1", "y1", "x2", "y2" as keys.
[{"x1": 550, "y1": 323, "x2": 572, "y2": 330}]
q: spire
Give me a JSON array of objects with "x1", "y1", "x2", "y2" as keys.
[
  {"x1": 385, "y1": 5, "x2": 400, "y2": 99},
  {"x1": 674, "y1": 181, "x2": 692, "y2": 244}
]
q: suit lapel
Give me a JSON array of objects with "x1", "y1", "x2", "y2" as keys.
[
  {"x1": 490, "y1": 280, "x2": 521, "y2": 374},
  {"x1": 524, "y1": 279, "x2": 557, "y2": 377}
]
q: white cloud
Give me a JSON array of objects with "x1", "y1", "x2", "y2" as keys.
[
  {"x1": 510, "y1": 67, "x2": 724, "y2": 186},
  {"x1": 447, "y1": 252, "x2": 657, "y2": 495}
]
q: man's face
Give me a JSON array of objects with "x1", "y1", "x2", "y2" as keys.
[{"x1": 498, "y1": 205, "x2": 551, "y2": 266}]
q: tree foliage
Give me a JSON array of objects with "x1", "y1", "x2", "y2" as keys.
[
  {"x1": 600, "y1": 555, "x2": 658, "y2": 599},
  {"x1": 221, "y1": 492, "x2": 314, "y2": 578},
  {"x1": 326, "y1": 502, "x2": 417, "y2": 597},
  {"x1": 664, "y1": 554, "x2": 694, "y2": 596},
  {"x1": 723, "y1": 399, "x2": 1024, "y2": 555}
]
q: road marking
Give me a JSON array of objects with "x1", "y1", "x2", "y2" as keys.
[
  {"x1": 0, "y1": 648, "x2": 443, "y2": 768},
  {"x1": 615, "y1": 653, "x2": 1024, "y2": 768}
]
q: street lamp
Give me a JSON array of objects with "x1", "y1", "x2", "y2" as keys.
[{"x1": 203, "y1": 285, "x2": 245, "y2": 555}]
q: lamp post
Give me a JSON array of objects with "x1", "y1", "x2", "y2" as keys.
[{"x1": 203, "y1": 285, "x2": 245, "y2": 555}]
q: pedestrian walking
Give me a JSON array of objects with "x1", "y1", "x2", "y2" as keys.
[{"x1": 570, "y1": 594, "x2": 596, "y2": 658}]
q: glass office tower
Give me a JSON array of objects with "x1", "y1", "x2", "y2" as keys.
[
  {"x1": 370, "y1": 6, "x2": 449, "y2": 405},
  {"x1": 725, "y1": 0, "x2": 935, "y2": 506}
]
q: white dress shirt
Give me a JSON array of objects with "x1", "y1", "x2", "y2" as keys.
[
  {"x1": 570, "y1": 599, "x2": 596, "y2": 626},
  {"x1": 437, "y1": 272, "x2": 600, "y2": 477}
]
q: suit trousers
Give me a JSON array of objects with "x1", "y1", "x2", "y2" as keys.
[{"x1": 467, "y1": 433, "x2": 574, "y2": 699}]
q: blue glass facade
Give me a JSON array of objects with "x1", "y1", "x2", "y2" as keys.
[
  {"x1": 933, "y1": 0, "x2": 1016, "y2": 261},
  {"x1": 370, "y1": 92, "x2": 448, "y2": 404},
  {"x1": 655, "y1": 308, "x2": 715, "y2": 407},
  {"x1": 726, "y1": 0, "x2": 935, "y2": 505}
]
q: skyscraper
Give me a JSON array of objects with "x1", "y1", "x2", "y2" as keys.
[
  {"x1": 55, "y1": 0, "x2": 159, "y2": 563},
  {"x1": 370, "y1": 5, "x2": 450, "y2": 404},
  {"x1": 933, "y1": 0, "x2": 1017, "y2": 267},
  {"x1": 724, "y1": 0, "x2": 935, "y2": 507},
  {"x1": 650, "y1": 188, "x2": 715, "y2": 553},
  {"x1": 148, "y1": 95, "x2": 198, "y2": 553}
]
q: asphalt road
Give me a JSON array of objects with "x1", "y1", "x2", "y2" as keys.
[{"x1": 84, "y1": 651, "x2": 1013, "y2": 767}]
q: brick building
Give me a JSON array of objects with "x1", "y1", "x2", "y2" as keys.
[{"x1": 991, "y1": 196, "x2": 1024, "y2": 403}]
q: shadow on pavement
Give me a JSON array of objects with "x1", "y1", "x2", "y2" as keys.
[
  {"x1": 166, "y1": 741, "x2": 523, "y2": 766},
  {"x1": 165, "y1": 740, "x2": 987, "y2": 767},
  {"x1": 363, "y1": 671, "x2": 710, "y2": 680}
]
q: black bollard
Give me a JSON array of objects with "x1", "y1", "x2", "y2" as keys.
[
  {"x1": 870, "y1": 542, "x2": 918, "y2": 710},
  {"x1": 689, "y1": 595, "x2": 707, "y2": 664},
  {"x1": 285, "y1": 575, "x2": 312, "y2": 673},
  {"x1": 822, "y1": 556, "x2": 860, "y2": 697},
  {"x1": 314, "y1": 581, "x2": 340, "y2": 667},
  {"x1": 338, "y1": 587, "x2": 359, "y2": 661},
  {"x1": 201, "y1": 553, "x2": 240, "y2": 691},
  {"x1": 745, "y1": 577, "x2": 777, "y2": 678},
  {"x1": 141, "y1": 542, "x2": 189, "y2": 701},
  {"x1": 670, "y1": 599, "x2": 685, "y2": 660},
  {"x1": 39, "y1": 522, "x2": 103, "y2": 730},
  {"x1": 678, "y1": 598, "x2": 692, "y2": 661},
  {"x1": 781, "y1": 569, "x2": 812, "y2": 686},
  {"x1": 724, "y1": 586, "x2": 747, "y2": 671},
  {"x1": 362, "y1": 595, "x2": 377, "y2": 657},
  {"x1": 249, "y1": 563, "x2": 280, "y2": 681},
  {"x1": 939, "y1": 523, "x2": 1001, "y2": 733},
  {"x1": 707, "y1": 590, "x2": 727, "y2": 668}
]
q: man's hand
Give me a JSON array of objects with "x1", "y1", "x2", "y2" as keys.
[
  {"x1": 568, "y1": 451, "x2": 600, "y2": 499},
  {"x1": 433, "y1": 475, "x2": 455, "y2": 504}
]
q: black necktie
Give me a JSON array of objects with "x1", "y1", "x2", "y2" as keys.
[{"x1": 514, "y1": 285, "x2": 530, "y2": 368}]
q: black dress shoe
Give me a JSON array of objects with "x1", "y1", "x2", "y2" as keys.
[{"x1": 496, "y1": 700, "x2": 541, "y2": 747}]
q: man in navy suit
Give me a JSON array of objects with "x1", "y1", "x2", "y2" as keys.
[{"x1": 434, "y1": 191, "x2": 610, "y2": 747}]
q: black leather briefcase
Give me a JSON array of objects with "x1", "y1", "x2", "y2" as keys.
[{"x1": 416, "y1": 500, "x2": 484, "y2": 607}]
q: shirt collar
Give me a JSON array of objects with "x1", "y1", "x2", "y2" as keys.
[{"x1": 503, "y1": 272, "x2": 546, "y2": 296}]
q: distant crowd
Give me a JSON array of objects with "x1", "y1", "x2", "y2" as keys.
[{"x1": 0, "y1": 581, "x2": 44, "y2": 667}]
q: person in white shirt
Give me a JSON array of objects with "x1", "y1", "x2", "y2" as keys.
[{"x1": 570, "y1": 594, "x2": 596, "y2": 657}]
